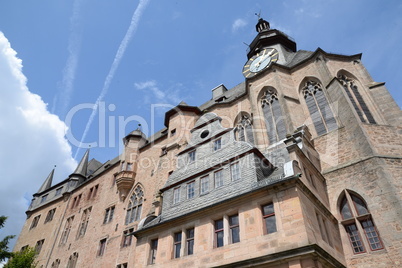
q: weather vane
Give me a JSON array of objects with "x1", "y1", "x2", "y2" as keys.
[{"x1": 255, "y1": 10, "x2": 262, "y2": 20}]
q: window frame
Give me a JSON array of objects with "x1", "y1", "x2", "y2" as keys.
[
  {"x1": 173, "y1": 187, "x2": 181, "y2": 204},
  {"x1": 173, "y1": 232, "x2": 182, "y2": 259},
  {"x1": 213, "y1": 138, "x2": 222, "y2": 151},
  {"x1": 229, "y1": 214, "x2": 240, "y2": 244},
  {"x1": 98, "y1": 238, "x2": 107, "y2": 257},
  {"x1": 186, "y1": 228, "x2": 194, "y2": 256},
  {"x1": 187, "y1": 181, "x2": 195, "y2": 199},
  {"x1": 214, "y1": 169, "x2": 224, "y2": 188},
  {"x1": 149, "y1": 238, "x2": 158, "y2": 265},
  {"x1": 261, "y1": 203, "x2": 277, "y2": 234},
  {"x1": 214, "y1": 219, "x2": 224, "y2": 248},
  {"x1": 103, "y1": 206, "x2": 115, "y2": 224},
  {"x1": 230, "y1": 162, "x2": 241, "y2": 181},
  {"x1": 200, "y1": 175, "x2": 209, "y2": 195}
]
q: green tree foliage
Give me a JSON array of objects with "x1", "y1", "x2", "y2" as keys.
[
  {"x1": 4, "y1": 247, "x2": 37, "y2": 268},
  {"x1": 0, "y1": 216, "x2": 15, "y2": 262}
]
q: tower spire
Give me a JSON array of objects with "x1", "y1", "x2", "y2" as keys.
[
  {"x1": 36, "y1": 168, "x2": 54, "y2": 194},
  {"x1": 71, "y1": 149, "x2": 90, "y2": 178}
]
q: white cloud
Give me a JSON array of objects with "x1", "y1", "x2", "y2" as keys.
[
  {"x1": 232, "y1": 18, "x2": 248, "y2": 33},
  {"x1": 134, "y1": 80, "x2": 182, "y2": 104},
  {"x1": 0, "y1": 32, "x2": 76, "y2": 251}
]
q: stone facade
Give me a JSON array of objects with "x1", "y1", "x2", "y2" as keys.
[{"x1": 13, "y1": 18, "x2": 401, "y2": 268}]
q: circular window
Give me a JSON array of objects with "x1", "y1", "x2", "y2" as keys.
[{"x1": 200, "y1": 130, "x2": 209, "y2": 139}]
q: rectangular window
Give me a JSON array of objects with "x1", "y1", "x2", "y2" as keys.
[
  {"x1": 186, "y1": 228, "x2": 194, "y2": 255},
  {"x1": 120, "y1": 162, "x2": 125, "y2": 171},
  {"x1": 316, "y1": 212, "x2": 332, "y2": 246},
  {"x1": 215, "y1": 219, "x2": 224, "y2": 248},
  {"x1": 121, "y1": 228, "x2": 134, "y2": 248},
  {"x1": 88, "y1": 185, "x2": 99, "y2": 199},
  {"x1": 213, "y1": 138, "x2": 221, "y2": 151},
  {"x1": 200, "y1": 176, "x2": 209, "y2": 195},
  {"x1": 30, "y1": 215, "x2": 41, "y2": 230},
  {"x1": 116, "y1": 263, "x2": 128, "y2": 268},
  {"x1": 71, "y1": 194, "x2": 82, "y2": 209},
  {"x1": 188, "y1": 150, "x2": 196, "y2": 163},
  {"x1": 77, "y1": 207, "x2": 92, "y2": 238},
  {"x1": 361, "y1": 219, "x2": 383, "y2": 250},
  {"x1": 173, "y1": 187, "x2": 180, "y2": 204},
  {"x1": 230, "y1": 162, "x2": 240, "y2": 181},
  {"x1": 35, "y1": 239, "x2": 45, "y2": 255},
  {"x1": 214, "y1": 170, "x2": 224, "y2": 188},
  {"x1": 103, "y1": 206, "x2": 115, "y2": 224},
  {"x1": 345, "y1": 223, "x2": 365, "y2": 254},
  {"x1": 60, "y1": 216, "x2": 74, "y2": 245},
  {"x1": 41, "y1": 194, "x2": 48, "y2": 203},
  {"x1": 229, "y1": 215, "x2": 240, "y2": 244},
  {"x1": 187, "y1": 181, "x2": 195, "y2": 199},
  {"x1": 45, "y1": 208, "x2": 56, "y2": 223},
  {"x1": 170, "y1": 129, "x2": 176, "y2": 137},
  {"x1": 149, "y1": 239, "x2": 158, "y2": 264},
  {"x1": 55, "y1": 187, "x2": 63, "y2": 196},
  {"x1": 262, "y1": 203, "x2": 277, "y2": 234},
  {"x1": 173, "y1": 232, "x2": 182, "y2": 258},
  {"x1": 98, "y1": 238, "x2": 107, "y2": 256}
]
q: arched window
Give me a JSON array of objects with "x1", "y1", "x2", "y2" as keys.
[
  {"x1": 338, "y1": 74, "x2": 376, "y2": 124},
  {"x1": 234, "y1": 114, "x2": 254, "y2": 144},
  {"x1": 51, "y1": 259, "x2": 60, "y2": 268},
  {"x1": 261, "y1": 88, "x2": 286, "y2": 144},
  {"x1": 66, "y1": 252, "x2": 78, "y2": 268},
  {"x1": 339, "y1": 190, "x2": 383, "y2": 254},
  {"x1": 302, "y1": 80, "x2": 337, "y2": 135},
  {"x1": 125, "y1": 186, "x2": 143, "y2": 225}
]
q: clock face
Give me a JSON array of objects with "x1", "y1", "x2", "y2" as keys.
[{"x1": 242, "y1": 48, "x2": 278, "y2": 78}]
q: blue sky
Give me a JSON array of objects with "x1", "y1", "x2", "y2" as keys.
[{"x1": 0, "y1": 0, "x2": 401, "y2": 252}]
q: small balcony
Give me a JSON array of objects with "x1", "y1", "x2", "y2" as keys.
[{"x1": 115, "y1": 170, "x2": 136, "y2": 201}]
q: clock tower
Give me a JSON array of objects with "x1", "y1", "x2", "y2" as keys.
[{"x1": 243, "y1": 17, "x2": 297, "y2": 78}]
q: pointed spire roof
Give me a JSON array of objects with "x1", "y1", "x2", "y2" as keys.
[
  {"x1": 37, "y1": 168, "x2": 54, "y2": 194},
  {"x1": 71, "y1": 149, "x2": 89, "y2": 178}
]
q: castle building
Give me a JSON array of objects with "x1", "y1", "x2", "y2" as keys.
[{"x1": 13, "y1": 18, "x2": 401, "y2": 268}]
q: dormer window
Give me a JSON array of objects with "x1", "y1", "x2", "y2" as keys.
[
  {"x1": 213, "y1": 138, "x2": 222, "y2": 151},
  {"x1": 41, "y1": 194, "x2": 48, "y2": 203},
  {"x1": 188, "y1": 150, "x2": 196, "y2": 163}
]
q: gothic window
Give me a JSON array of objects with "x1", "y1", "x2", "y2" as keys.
[
  {"x1": 30, "y1": 215, "x2": 41, "y2": 230},
  {"x1": 339, "y1": 190, "x2": 383, "y2": 254},
  {"x1": 35, "y1": 239, "x2": 45, "y2": 255},
  {"x1": 66, "y1": 252, "x2": 78, "y2": 268},
  {"x1": 45, "y1": 208, "x2": 56, "y2": 223},
  {"x1": 51, "y1": 259, "x2": 60, "y2": 268},
  {"x1": 60, "y1": 216, "x2": 74, "y2": 245},
  {"x1": 338, "y1": 74, "x2": 376, "y2": 124},
  {"x1": 234, "y1": 114, "x2": 255, "y2": 144},
  {"x1": 261, "y1": 88, "x2": 286, "y2": 144},
  {"x1": 77, "y1": 207, "x2": 91, "y2": 238},
  {"x1": 125, "y1": 186, "x2": 143, "y2": 224},
  {"x1": 302, "y1": 80, "x2": 337, "y2": 135}
]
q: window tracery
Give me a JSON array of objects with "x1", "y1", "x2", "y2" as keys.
[
  {"x1": 261, "y1": 88, "x2": 286, "y2": 144},
  {"x1": 125, "y1": 186, "x2": 144, "y2": 225},
  {"x1": 338, "y1": 74, "x2": 376, "y2": 124},
  {"x1": 302, "y1": 80, "x2": 337, "y2": 135},
  {"x1": 234, "y1": 115, "x2": 254, "y2": 144},
  {"x1": 339, "y1": 190, "x2": 383, "y2": 254}
]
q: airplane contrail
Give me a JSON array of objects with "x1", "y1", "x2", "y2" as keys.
[
  {"x1": 53, "y1": 0, "x2": 84, "y2": 116},
  {"x1": 74, "y1": 0, "x2": 151, "y2": 159}
]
